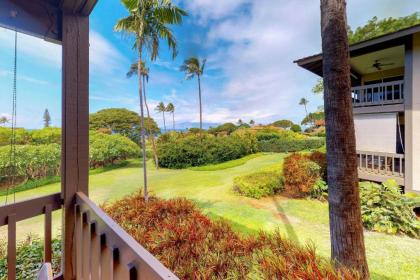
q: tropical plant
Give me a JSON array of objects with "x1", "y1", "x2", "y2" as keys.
[
  {"x1": 127, "y1": 61, "x2": 160, "y2": 168},
  {"x1": 249, "y1": 119, "x2": 255, "y2": 126},
  {"x1": 321, "y1": 0, "x2": 369, "y2": 277},
  {"x1": 43, "y1": 109, "x2": 51, "y2": 128},
  {"x1": 359, "y1": 180, "x2": 420, "y2": 238},
  {"x1": 114, "y1": 0, "x2": 186, "y2": 201},
  {"x1": 166, "y1": 102, "x2": 175, "y2": 130},
  {"x1": 180, "y1": 56, "x2": 206, "y2": 130},
  {"x1": 298, "y1": 98, "x2": 309, "y2": 118},
  {"x1": 208, "y1": 123, "x2": 238, "y2": 136},
  {"x1": 155, "y1": 102, "x2": 167, "y2": 132}
]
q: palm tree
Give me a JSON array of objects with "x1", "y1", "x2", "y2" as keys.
[
  {"x1": 166, "y1": 102, "x2": 175, "y2": 130},
  {"x1": 156, "y1": 102, "x2": 167, "y2": 132},
  {"x1": 320, "y1": 0, "x2": 369, "y2": 278},
  {"x1": 0, "y1": 116, "x2": 9, "y2": 127},
  {"x1": 299, "y1": 97, "x2": 309, "y2": 117},
  {"x1": 180, "y1": 57, "x2": 206, "y2": 130},
  {"x1": 115, "y1": 0, "x2": 187, "y2": 201},
  {"x1": 127, "y1": 61, "x2": 159, "y2": 168}
]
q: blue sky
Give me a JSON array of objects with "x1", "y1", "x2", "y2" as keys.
[{"x1": 0, "y1": 0, "x2": 418, "y2": 129}]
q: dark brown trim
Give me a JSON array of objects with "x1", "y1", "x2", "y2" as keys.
[
  {"x1": 0, "y1": 193, "x2": 62, "y2": 227},
  {"x1": 61, "y1": 13, "x2": 90, "y2": 280}
]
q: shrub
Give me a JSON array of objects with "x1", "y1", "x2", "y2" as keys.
[
  {"x1": 103, "y1": 193, "x2": 356, "y2": 279},
  {"x1": 0, "y1": 236, "x2": 61, "y2": 280},
  {"x1": 310, "y1": 179, "x2": 328, "y2": 200},
  {"x1": 0, "y1": 127, "x2": 30, "y2": 146},
  {"x1": 89, "y1": 132, "x2": 140, "y2": 168},
  {"x1": 291, "y1": 124, "x2": 302, "y2": 132},
  {"x1": 258, "y1": 137, "x2": 325, "y2": 153},
  {"x1": 157, "y1": 132, "x2": 257, "y2": 169},
  {"x1": 359, "y1": 180, "x2": 420, "y2": 237},
  {"x1": 283, "y1": 153, "x2": 322, "y2": 197},
  {"x1": 233, "y1": 170, "x2": 283, "y2": 199},
  {"x1": 30, "y1": 128, "x2": 61, "y2": 145},
  {"x1": 0, "y1": 144, "x2": 61, "y2": 181}
]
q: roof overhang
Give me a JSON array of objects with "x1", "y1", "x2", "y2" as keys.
[
  {"x1": 294, "y1": 24, "x2": 420, "y2": 77},
  {"x1": 0, "y1": 0, "x2": 97, "y2": 44}
]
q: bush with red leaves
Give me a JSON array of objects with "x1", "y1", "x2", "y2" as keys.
[{"x1": 103, "y1": 193, "x2": 357, "y2": 279}]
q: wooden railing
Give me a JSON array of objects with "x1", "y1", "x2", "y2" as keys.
[
  {"x1": 356, "y1": 151, "x2": 405, "y2": 177},
  {"x1": 351, "y1": 80, "x2": 404, "y2": 107},
  {"x1": 0, "y1": 192, "x2": 178, "y2": 280},
  {"x1": 0, "y1": 193, "x2": 62, "y2": 280},
  {"x1": 75, "y1": 192, "x2": 178, "y2": 280}
]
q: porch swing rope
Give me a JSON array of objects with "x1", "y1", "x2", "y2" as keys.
[{"x1": 5, "y1": 31, "x2": 18, "y2": 205}]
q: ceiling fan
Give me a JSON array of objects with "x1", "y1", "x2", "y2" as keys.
[{"x1": 371, "y1": 59, "x2": 394, "y2": 71}]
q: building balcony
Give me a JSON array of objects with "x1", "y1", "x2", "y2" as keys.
[
  {"x1": 356, "y1": 150, "x2": 405, "y2": 186},
  {"x1": 351, "y1": 80, "x2": 405, "y2": 113}
]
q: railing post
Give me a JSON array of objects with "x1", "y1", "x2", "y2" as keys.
[
  {"x1": 7, "y1": 214, "x2": 16, "y2": 280},
  {"x1": 44, "y1": 204, "x2": 52, "y2": 263}
]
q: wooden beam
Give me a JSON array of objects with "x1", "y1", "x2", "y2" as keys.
[
  {"x1": 60, "y1": 0, "x2": 98, "y2": 16},
  {"x1": 0, "y1": 0, "x2": 61, "y2": 43},
  {"x1": 61, "y1": 12, "x2": 89, "y2": 280}
]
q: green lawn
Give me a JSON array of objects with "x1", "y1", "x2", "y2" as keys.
[{"x1": 1, "y1": 153, "x2": 419, "y2": 280}]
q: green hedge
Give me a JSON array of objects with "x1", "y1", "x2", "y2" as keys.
[
  {"x1": 0, "y1": 132, "x2": 139, "y2": 184},
  {"x1": 233, "y1": 169, "x2": 283, "y2": 199},
  {"x1": 0, "y1": 144, "x2": 61, "y2": 180},
  {"x1": 258, "y1": 137, "x2": 325, "y2": 153},
  {"x1": 157, "y1": 132, "x2": 258, "y2": 169}
]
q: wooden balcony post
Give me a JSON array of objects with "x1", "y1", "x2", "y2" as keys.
[{"x1": 61, "y1": 13, "x2": 89, "y2": 280}]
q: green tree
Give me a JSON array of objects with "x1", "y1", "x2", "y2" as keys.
[
  {"x1": 321, "y1": 0, "x2": 369, "y2": 277},
  {"x1": 156, "y1": 102, "x2": 167, "y2": 132},
  {"x1": 180, "y1": 57, "x2": 206, "y2": 130},
  {"x1": 272, "y1": 119, "x2": 294, "y2": 129},
  {"x1": 208, "y1": 123, "x2": 238, "y2": 135},
  {"x1": 166, "y1": 103, "x2": 175, "y2": 130},
  {"x1": 127, "y1": 61, "x2": 160, "y2": 168},
  {"x1": 43, "y1": 109, "x2": 51, "y2": 128},
  {"x1": 115, "y1": 0, "x2": 186, "y2": 201},
  {"x1": 301, "y1": 111, "x2": 325, "y2": 127},
  {"x1": 312, "y1": 79, "x2": 324, "y2": 95},
  {"x1": 249, "y1": 120, "x2": 255, "y2": 127},
  {"x1": 0, "y1": 116, "x2": 8, "y2": 127},
  {"x1": 348, "y1": 12, "x2": 420, "y2": 44},
  {"x1": 89, "y1": 108, "x2": 159, "y2": 143}
]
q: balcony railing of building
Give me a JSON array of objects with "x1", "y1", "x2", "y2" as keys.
[
  {"x1": 351, "y1": 80, "x2": 404, "y2": 107},
  {"x1": 0, "y1": 192, "x2": 178, "y2": 280},
  {"x1": 356, "y1": 150, "x2": 405, "y2": 178}
]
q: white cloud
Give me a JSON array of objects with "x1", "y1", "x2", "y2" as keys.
[
  {"x1": 89, "y1": 31, "x2": 129, "y2": 74},
  {"x1": 181, "y1": 0, "x2": 251, "y2": 23}
]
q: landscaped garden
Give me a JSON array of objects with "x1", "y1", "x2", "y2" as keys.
[{"x1": 1, "y1": 153, "x2": 420, "y2": 280}]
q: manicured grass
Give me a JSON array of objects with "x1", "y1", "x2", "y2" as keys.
[
  {"x1": 1, "y1": 154, "x2": 419, "y2": 280},
  {"x1": 188, "y1": 153, "x2": 263, "y2": 171}
]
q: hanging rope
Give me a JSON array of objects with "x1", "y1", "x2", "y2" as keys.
[{"x1": 5, "y1": 31, "x2": 18, "y2": 205}]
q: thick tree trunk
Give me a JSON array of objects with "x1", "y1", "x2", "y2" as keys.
[
  {"x1": 320, "y1": 0, "x2": 369, "y2": 278},
  {"x1": 142, "y1": 76, "x2": 159, "y2": 169},
  {"x1": 137, "y1": 54, "x2": 148, "y2": 202},
  {"x1": 198, "y1": 75, "x2": 203, "y2": 130}
]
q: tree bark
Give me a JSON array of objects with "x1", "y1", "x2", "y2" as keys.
[
  {"x1": 320, "y1": 0, "x2": 369, "y2": 278},
  {"x1": 137, "y1": 53, "x2": 148, "y2": 202},
  {"x1": 142, "y1": 75, "x2": 159, "y2": 169},
  {"x1": 172, "y1": 111, "x2": 175, "y2": 130},
  {"x1": 162, "y1": 111, "x2": 167, "y2": 132},
  {"x1": 198, "y1": 74, "x2": 203, "y2": 130}
]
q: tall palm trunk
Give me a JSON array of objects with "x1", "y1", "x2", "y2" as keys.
[
  {"x1": 137, "y1": 52, "x2": 148, "y2": 202},
  {"x1": 172, "y1": 111, "x2": 175, "y2": 130},
  {"x1": 142, "y1": 75, "x2": 159, "y2": 169},
  {"x1": 320, "y1": 0, "x2": 369, "y2": 278},
  {"x1": 197, "y1": 74, "x2": 203, "y2": 130},
  {"x1": 162, "y1": 112, "x2": 167, "y2": 132}
]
